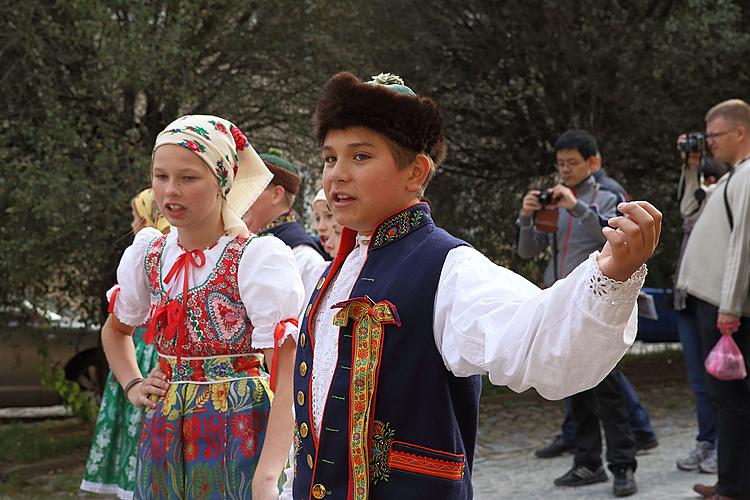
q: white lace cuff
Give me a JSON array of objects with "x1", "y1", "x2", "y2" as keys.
[{"x1": 586, "y1": 251, "x2": 648, "y2": 306}]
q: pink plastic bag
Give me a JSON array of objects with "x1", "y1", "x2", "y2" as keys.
[{"x1": 705, "y1": 334, "x2": 748, "y2": 381}]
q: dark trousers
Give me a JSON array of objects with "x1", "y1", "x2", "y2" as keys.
[
  {"x1": 695, "y1": 297, "x2": 750, "y2": 498},
  {"x1": 570, "y1": 368, "x2": 637, "y2": 472},
  {"x1": 678, "y1": 296, "x2": 717, "y2": 444},
  {"x1": 561, "y1": 371, "x2": 654, "y2": 443}
]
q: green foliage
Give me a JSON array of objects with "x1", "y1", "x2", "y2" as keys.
[
  {"x1": 36, "y1": 348, "x2": 99, "y2": 422},
  {"x1": 3, "y1": 0, "x2": 750, "y2": 322}
]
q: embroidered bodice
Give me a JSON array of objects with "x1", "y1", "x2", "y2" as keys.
[{"x1": 144, "y1": 234, "x2": 258, "y2": 357}]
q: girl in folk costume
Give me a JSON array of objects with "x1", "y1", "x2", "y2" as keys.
[
  {"x1": 288, "y1": 73, "x2": 662, "y2": 500},
  {"x1": 81, "y1": 188, "x2": 169, "y2": 499},
  {"x1": 101, "y1": 115, "x2": 304, "y2": 500}
]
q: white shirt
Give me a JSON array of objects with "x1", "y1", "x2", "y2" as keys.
[
  {"x1": 309, "y1": 238, "x2": 645, "y2": 436},
  {"x1": 292, "y1": 245, "x2": 328, "y2": 310},
  {"x1": 112, "y1": 228, "x2": 305, "y2": 349}
]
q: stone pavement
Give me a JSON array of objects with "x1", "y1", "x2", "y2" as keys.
[{"x1": 472, "y1": 420, "x2": 710, "y2": 499}]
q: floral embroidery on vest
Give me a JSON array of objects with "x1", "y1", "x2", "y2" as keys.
[
  {"x1": 369, "y1": 420, "x2": 395, "y2": 484},
  {"x1": 144, "y1": 235, "x2": 257, "y2": 357},
  {"x1": 370, "y1": 203, "x2": 430, "y2": 250},
  {"x1": 332, "y1": 298, "x2": 400, "y2": 500}
]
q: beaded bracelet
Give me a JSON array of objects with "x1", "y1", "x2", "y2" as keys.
[{"x1": 123, "y1": 377, "x2": 144, "y2": 396}]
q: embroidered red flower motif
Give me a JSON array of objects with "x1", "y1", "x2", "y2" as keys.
[
  {"x1": 231, "y1": 356, "x2": 258, "y2": 373},
  {"x1": 230, "y1": 125, "x2": 249, "y2": 152},
  {"x1": 231, "y1": 413, "x2": 254, "y2": 438},
  {"x1": 211, "y1": 120, "x2": 228, "y2": 134},
  {"x1": 182, "y1": 139, "x2": 204, "y2": 153},
  {"x1": 239, "y1": 432, "x2": 258, "y2": 457}
]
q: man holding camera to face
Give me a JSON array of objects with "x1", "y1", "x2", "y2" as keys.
[
  {"x1": 677, "y1": 99, "x2": 750, "y2": 500},
  {"x1": 517, "y1": 130, "x2": 639, "y2": 497}
]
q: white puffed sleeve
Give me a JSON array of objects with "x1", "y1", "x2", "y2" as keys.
[
  {"x1": 112, "y1": 227, "x2": 162, "y2": 327},
  {"x1": 434, "y1": 246, "x2": 645, "y2": 400},
  {"x1": 292, "y1": 245, "x2": 327, "y2": 311},
  {"x1": 239, "y1": 235, "x2": 306, "y2": 349}
]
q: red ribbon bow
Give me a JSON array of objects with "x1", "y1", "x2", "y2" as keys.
[
  {"x1": 145, "y1": 248, "x2": 206, "y2": 367},
  {"x1": 269, "y1": 318, "x2": 298, "y2": 393}
]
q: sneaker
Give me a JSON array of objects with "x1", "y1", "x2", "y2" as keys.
[
  {"x1": 554, "y1": 464, "x2": 608, "y2": 487},
  {"x1": 635, "y1": 432, "x2": 659, "y2": 453},
  {"x1": 699, "y1": 447, "x2": 718, "y2": 474},
  {"x1": 612, "y1": 466, "x2": 638, "y2": 497},
  {"x1": 535, "y1": 435, "x2": 575, "y2": 458},
  {"x1": 677, "y1": 441, "x2": 713, "y2": 471}
]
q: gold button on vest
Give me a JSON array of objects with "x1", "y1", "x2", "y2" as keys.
[
  {"x1": 307, "y1": 453, "x2": 314, "y2": 469},
  {"x1": 312, "y1": 483, "x2": 327, "y2": 499},
  {"x1": 297, "y1": 391, "x2": 305, "y2": 406},
  {"x1": 300, "y1": 333, "x2": 306, "y2": 348},
  {"x1": 299, "y1": 422, "x2": 309, "y2": 438},
  {"x1": 299, "y1": 361, "x2": 308, "y2": 377}
]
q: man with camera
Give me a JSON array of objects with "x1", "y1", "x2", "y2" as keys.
[
  {"x1": 517, "y1": 130, "x2": 639, "y2": 497},
  {"x1": 677, "y1": 99, "x2": 750, "y2": 500},
  {"x1": 673, "y1": 137, "x2": 727, "y2": 477}
]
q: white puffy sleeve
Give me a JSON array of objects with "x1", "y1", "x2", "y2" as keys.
[
  {"x1": 239, "y1": 235, "x2": 306, "y2": 349},
  {"x1": 291, "y1": 245, "x2": 327, "y2": 310},
  {"x1": 112, "y1": 227, "x2": 162, "y2": 327},
  {"x1": 434, "y1": 246, "x2": 645, "y2": 400}
]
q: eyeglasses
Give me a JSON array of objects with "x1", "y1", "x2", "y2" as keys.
[
  {"x1": 555, "y1": 159, "x2": 584, "y2": 169},
  {"x1": 706, "y1": 129, "x2": 735, "y2": 141}
]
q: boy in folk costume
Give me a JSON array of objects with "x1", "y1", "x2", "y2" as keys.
[
  {"x1": 289, "y1": 73, "x2": 662, "y2": 500},
  {"x1": 243, "y1": 149, "x2": 327, "y2": 303}
]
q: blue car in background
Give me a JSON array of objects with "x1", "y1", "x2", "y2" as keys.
[{"x1": 636, "y1": 287, "x2": 680, "y2": 343}]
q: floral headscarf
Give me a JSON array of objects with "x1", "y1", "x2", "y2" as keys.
[
  {"x1": 153, "y1": 115, "x2": 272, "y2": 238},
  {"x1": 132, "y1": 188, "x2": 170, "y2": 234}
]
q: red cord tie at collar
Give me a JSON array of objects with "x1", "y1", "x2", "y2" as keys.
[
  {"x1": 145, "y1": 248, "x2": 206, "y2": 367},
  {"x1": 269, "y1": 318, "x2": 298, "y2": 392}
]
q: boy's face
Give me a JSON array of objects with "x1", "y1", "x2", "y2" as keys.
[{"x1": 321, "y1": 127, "x2": 420, "y2": 235}]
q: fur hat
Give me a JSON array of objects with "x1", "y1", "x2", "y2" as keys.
[
  {"x1": 314, "y1": 72, "x2": 446, "y2": 165},
  {"x1": 259, "y1": 148, "x2": 302, "y2": 194}
]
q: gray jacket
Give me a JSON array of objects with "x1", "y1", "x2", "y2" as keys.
[{"x1": 517, "y1": 176, "x2": 620, "y2": 286}]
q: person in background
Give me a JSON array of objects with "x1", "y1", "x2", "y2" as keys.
[
  {"x1": 312, "y1": 188, "x2": 340, "y2": 259},
  {"x1": 518, "y1": 129, "x2": 641, "y2": 497},
  {"x1": 243, "y1": 148, "x2": 326, "y2": 304},
  {"x1": 677, "y1": 99, "x2": 750, "y2": 500},
  {"x1": 674, "y1": 143, "x2": 727, "y2": 476},
  {"x1": 81, "y1": 188, "x2": 169, "y2": 500}
]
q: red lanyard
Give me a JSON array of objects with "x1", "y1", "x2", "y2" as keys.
[{"x1": 145, "y1": 249, "x2": 206, "y2": 367}]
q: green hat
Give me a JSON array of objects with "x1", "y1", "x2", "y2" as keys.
[{"x1": 259, "y1": 148, "x2": 302, "y2": 194}]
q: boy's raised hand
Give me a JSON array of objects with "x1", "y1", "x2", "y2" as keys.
[{"x1": 597, "y1": 201, "x2": 662, "y2": 282}]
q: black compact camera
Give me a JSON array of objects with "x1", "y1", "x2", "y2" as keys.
[
  {"x1": 678, "y1": 132, "x2": 706, "y2": 154},
  {"x1": 538, "y1": 190, "x2": 554, "y2": 207}
]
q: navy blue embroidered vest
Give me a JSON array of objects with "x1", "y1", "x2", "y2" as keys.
[
  {"x1": 293, "y1": 204, "x2": 481, "y2": 500},
  {"x1": 267, "y1": 220, "x2": 325, "y2": 257}
]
